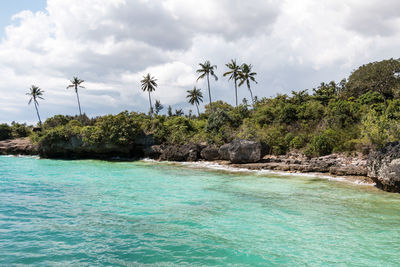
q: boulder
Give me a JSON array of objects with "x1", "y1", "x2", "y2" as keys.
[
  {"x1": 200, "y1": 145, "x2": 220, "y2": 161},
  {"x1": 219, "y1": 139, "x2": 262, "y2": 163},
  {"x1": 218, "y1": 144, "x2": 231, "y2": 160},
  {"x1": 159, "y1": 144, "x2": 201, "y2": 162},
  {"x1": 368, "y1": 142, "x2": 400, "y2": 192},
  {"x1": 143, "y1": 145, "x2": 163, "y2": 159}
]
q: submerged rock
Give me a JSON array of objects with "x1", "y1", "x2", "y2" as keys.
[{"x1": 368, "y1": 142, "x2": 400, "y2": 193}]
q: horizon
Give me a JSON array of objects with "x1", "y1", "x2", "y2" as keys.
[{"x1": 1, "y1": 0, "x2": 400, "y2": 124}]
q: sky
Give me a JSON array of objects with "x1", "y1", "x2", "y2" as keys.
[{"x1": 1, "y1": 0, "x2": 400, "y2": 124}]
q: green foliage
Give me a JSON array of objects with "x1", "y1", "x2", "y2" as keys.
[
  {"x1": 345, "y1": 58, "x2": 400, "y2": 100},
  {"x1": 0, "y1": 124, "x2": 12, "y2": 140},
  {"x1": 83, "y1": 111, "x2": 140, "y2": 145},
  {"x1": 325, "y1": 99, "x2": 360, "y2": 128},
  {"x1": 305, "y1": 129, "x2": 338, "y2": 157},
  {"x1": 10, "y1": 122, "x2": 31, "y2": 138}
]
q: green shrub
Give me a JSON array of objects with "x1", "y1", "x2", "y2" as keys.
[{"x1": 0, "y1": 124, "x2": 12, "y2": 140}]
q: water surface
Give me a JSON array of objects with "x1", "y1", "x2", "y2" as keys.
[{"x1": 0, "y1": 156, "x2": 399, "y2": 266}]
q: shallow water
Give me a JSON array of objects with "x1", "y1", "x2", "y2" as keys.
[{"x1": 0, "y1": 156, "x2": 399, "y2": 266}]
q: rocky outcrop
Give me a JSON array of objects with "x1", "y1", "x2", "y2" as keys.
[
  {"x1": 230, "y1": 153, "x2": 369, "y2": 177},
  {"x1": 218, "y1": 139, "x2": 261, "y2": 163},
  {"x1": 368, "y1": 142, "x2": 400, "y2": 193},
  {"x1": 159, "y1": 144, "x2": 201, "y2": 162},
  {"x1": 39, "y1": 136, "x2": 138, "y2": 159},
  {"x1": 218, "y1": 144, "x2": 230, "y2": 161},
  {"x1": 200, "y1": 145, "x2": 220, "y2": 161},
  {"x1": 143, "y1": 145, "x2": 164, "y2": 159},
  {"x1": 0, "y1": 138, "x2": 38, "y2": 155}
]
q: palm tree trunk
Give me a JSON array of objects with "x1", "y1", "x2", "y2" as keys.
[
  {"x1": 196, "y1": 103, "x2": 200, "y2": 117},
  {"x1": 148, "y1": 91, "x2": 153, "y2": 114},
  {"x1": 248, "y1": 88, "x2": 254, "y2": 106},
  {"x1": 75, "y1": 86, "x2": 82, "y2": 117},
  {"x1": 234, "y1": 78, "x2": 238, "y2": 107},
  {"x1": 207, "y1": 73, "x2": 212, "y2": 111},
  {"x1": 34, "y1": 101, "x2": 42, "y2": 127}
]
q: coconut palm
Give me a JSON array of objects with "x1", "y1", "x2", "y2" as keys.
[
  {"x1": 67, "y1": 77, "x2": 85, "y2": 116},
  {"x1": 141, "y1": 73, "x2": 157, "y2": 114},
  {"x1": 186, "y1": 87, "x2": 203, "y2": 116},
  {"x1": 196, "y1": 60, "x2": 218, "y2": 111},
  {"x1": 26, "y1": 85, "x2": 44, "y2": 126},
  {"x1": 238, "y1": 63, "x2": 258, "y2": 105},
  {"x1": 223, "y1": 59, "x2": 241, "y2": 107}
]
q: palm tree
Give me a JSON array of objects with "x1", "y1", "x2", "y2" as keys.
[
  {"x1": 186, "y1": 87, "x2": 203, "y2": 116},
  {"x1": 141, "y1": 73, "x2": 157, "y2": 114},
  {"x1": 26, "y1": 85, "x2": 44, "y2": 127},
  {"x1": 196, "y1": 60, "x2": 218, "y2": 111},
  {"x1": 223, "y1": 59, "x2": 241, "y2": 107},
  {"x1": 238, "y1": 63, "x2": 258, "y2": 105},
  {"x1": 67, "y1": 77, "x2": 85, "y2": 116}
]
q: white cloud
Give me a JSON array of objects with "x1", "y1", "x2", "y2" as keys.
[{"x1": 1, "y1": 0, "x2": 400, "y2": 123}]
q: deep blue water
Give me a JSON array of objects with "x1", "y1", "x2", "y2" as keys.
[{"x1": 0, "y1": 156, "x2": 400, "y2": 266}]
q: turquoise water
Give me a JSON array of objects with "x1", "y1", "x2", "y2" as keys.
[{"x1": 0, "y1": 156, "x2": 400, "y2": 266}]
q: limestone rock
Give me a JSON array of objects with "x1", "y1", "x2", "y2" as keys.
[{"x1": 368, "y1": 142, "x2": 400, "y2": 192}]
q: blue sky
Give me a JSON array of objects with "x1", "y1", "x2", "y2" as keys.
[
  {"x1": 0, "y1": 1, "x2": 46, "y2": 38},
  {"x1": 0, "y1": 0, "x2": 400, "y2": 125}
]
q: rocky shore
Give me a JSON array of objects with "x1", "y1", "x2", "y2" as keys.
[{"x1": 1, "y1": 137, "x2": 399, "y2": 192}]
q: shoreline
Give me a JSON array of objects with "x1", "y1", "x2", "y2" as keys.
[
  {"x1": 141, "y1": 158, "x2": 376, "y2": 187},
  {"x1": 1, "y1": 154, "x2": 374, "y2": 187}
]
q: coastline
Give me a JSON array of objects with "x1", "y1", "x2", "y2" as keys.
[{"x1": 141, "y1": 158, "x2": 375, "y2": 187}]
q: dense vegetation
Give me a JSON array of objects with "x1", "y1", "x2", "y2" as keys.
[{"x1": 4, "y1": 58, "x2": 400, "y2": 157}]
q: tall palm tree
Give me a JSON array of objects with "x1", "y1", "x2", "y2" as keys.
[
  {"x1": 238, "y1": 63, "x2": 258, "y2": 105},
  {"x1": 141, "y1": 73, "x2": 158, "y2": 114},
  {"x1": 26, "y1": 85, "x2": 44, "y2": 127},
  {"x1": 223, "y1": 59, "x2": 241, "y2": 107},
  {"x1": 196, "y1": 60, "x2": 218, "y2": 111},
  {"x1": 67, "y1": 77, "x2": 85, "y2": 116},
  {"x1": 186, "y1": 87, "x2": 203, "y2": 116}
]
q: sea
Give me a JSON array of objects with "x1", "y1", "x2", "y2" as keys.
[{"x1": 0, "y1": 156, "x2": 399, "y2": 266}]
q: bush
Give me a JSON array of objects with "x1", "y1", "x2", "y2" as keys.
[
  {"x1": 0, "y1": 124, "x2": 12, "y2": 141},
  {"x1": 305, "y1": 129, "x2": 338, "y2": 157}
]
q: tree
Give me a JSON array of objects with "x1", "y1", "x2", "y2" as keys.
[
  {"x1": 154, "y1": 100, "x2": 163, "y2": 115},
  {"x1": 141, "y1": 73, "x2": 157, "y2": 114},
  {"x1": 26, "y1": 85, "x2": 44, "y2": 126},
  {"x1": 175, "y1": 109, "x2": 184, "y2": 116},
  {"x1": 223, "y1": 59, "x2": 241, "y2": 106},
  {"x1": 345, "y1": 58, "x2": 400, "y2": 102},
  {"x1": 186, "y1": 87, "x2": 203, "y2": 116},
  {"x1": 67, "y1": 77, "x2": 85, "y2": 116},
  {"x1": 196, "y1": 60, "x2": 218, "y2": 111},
  {"x1": 167, "y1": 105, "x2": 173, "y2": 117},
  {"x1": 238, "y1": 63, "x2": 257, "y2": 105}
]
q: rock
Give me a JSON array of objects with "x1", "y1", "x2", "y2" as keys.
[
  {"x1": 135, "y1": 134, "x2": 155, "y2": 146},
  {"x1": 200, "y1": 145, "x2": 220, "y2": 161},
  {"x1": 159, "y1": 144, "x2": 201, "y2": 162},
  {"x1": 368, "y1": 142, "x2": 400, "y2": 192},
  {"x1": 143, "y1": 145, "x2": 163, "y2": 159},
  {"x1": 220, "y1": 139, "x2": 261, "y2": 164},
  {"x1": 39, "y1": 135, "x2": 136, "y2": 159},
  {"x1": 228, "y1": 139, "x2": 261, "y2": 163},
  {"x1": 218, "y1": 144, "x2": 231, "y2": 160},
  {"x1": 0, "y1": 138, "x2": 38, "y2": 155}
]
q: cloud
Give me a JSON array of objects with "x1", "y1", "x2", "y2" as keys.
[{"x1": 1, "y1": 0, "x2": 400, "y2": 123}]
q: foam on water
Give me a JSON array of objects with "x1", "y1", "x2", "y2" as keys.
[{"x1": 142, "y1": 158, "x2": 375, "y2": 186}]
